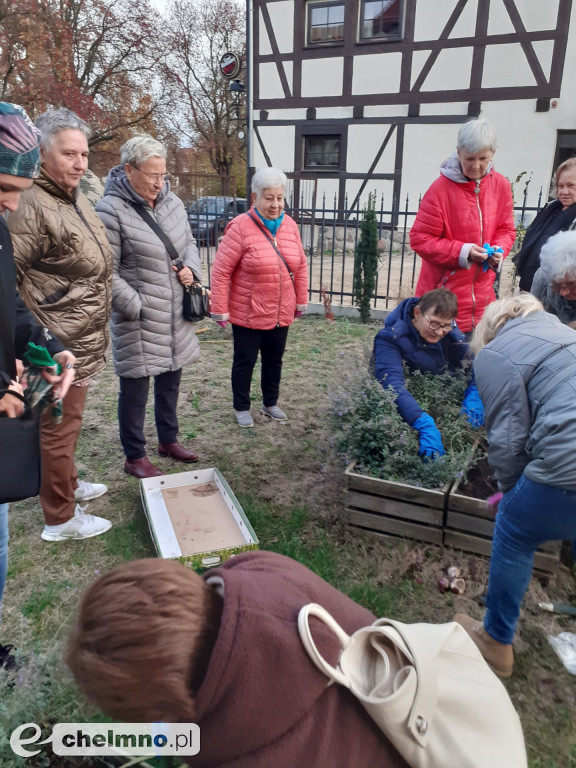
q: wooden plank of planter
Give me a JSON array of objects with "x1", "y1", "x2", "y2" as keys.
[
  {"x1": 345, "y1": 463, "x2": 446, "y2": 510},
  {"x1": 345, "y1": 490, "x2": 442, "y2": 526},
  {"x1": 447, "y1": 491, "x2": 493, "y2": 517},
  {"x1": 348, "y1": 525, "x2": 444, "y2": 549},
  {"x1": 346, "y1": 510, "x2": 444, "y2": 545},
  {"x1": 446, "y1": 510, "x2": 494, "y2": 537}
]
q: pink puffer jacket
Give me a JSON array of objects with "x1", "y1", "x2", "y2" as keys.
[{"x1": 210, "y1": 208, "x2": 308, "y2": 329}]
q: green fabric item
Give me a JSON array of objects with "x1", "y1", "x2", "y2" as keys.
[{"x1": 24, "y1": 342, "x2": 60, "y2": 372}]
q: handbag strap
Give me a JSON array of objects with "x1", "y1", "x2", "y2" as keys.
[
  {"x1": 246, "y1": 212, "x2": 294, "y2": 283},
  {"x1": 0, "y1": 388, "x2": 25, "y2": 403},
  {"x1": 129, "y1": 201, "x2": 185, "y2": 271},
  {"x1": 0, "y1": 265, "x2": 18, "y2": 380},
  {"x1": 299, "y1": 604, "x2": 438, "y2": 749},
  {"x1": 298, "y1": 603, "x2": 353, "y2": 688}
]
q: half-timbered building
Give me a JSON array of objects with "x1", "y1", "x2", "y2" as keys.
[{"x1": 251, "y1": 0, "x2": 575, "y2": 208}]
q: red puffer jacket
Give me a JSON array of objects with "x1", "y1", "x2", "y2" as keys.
[
  {"x1": 410, "y1": 159, "x2": 516, "y2": 332},
  {"x1": 210, "y1": 208, "x2": 308, "y2": 329}
]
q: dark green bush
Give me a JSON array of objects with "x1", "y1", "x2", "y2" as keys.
[
  {"x1": 353, "y1": 195, "x2": 379, "y2": 323},
  {"x1": 331, "y1": 359, "x2": 480, "y2": 489}
]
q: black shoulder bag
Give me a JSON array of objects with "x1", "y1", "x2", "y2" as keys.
[
  {"x1": 0, "y1": 271, "x2": 42, "y2": 503},
  {"x1": 130, "y1": 202, "x2": 210, "y2": 323}
]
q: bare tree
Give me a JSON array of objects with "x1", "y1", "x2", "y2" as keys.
[
  {"x1": 0, "y1": 0, "x2": 174, "y2": 160},
  {"x1": 166, "y1": 0, "x2": 246, "y2": 189}
]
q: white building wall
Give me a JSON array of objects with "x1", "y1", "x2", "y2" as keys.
[
  {"x1": 400, "y1": 1, "x2": 576, "y2": 206},
  {"x1": 253, "y1": 0, "x2": 575, "y2": 211},
  {"x1": 253, "y1": 125, "x2": 296, "y2": 171},
  {"x1": 301, "y1": 58, "x2": 343, "y2": 97},
  {"x1": 266, "y1": 1, "x2": 294, "y2": 52}
]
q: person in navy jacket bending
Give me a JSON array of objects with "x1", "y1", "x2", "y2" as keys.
[{"x1": 373, "y1": 288, "x2": 482, "y2": 459}]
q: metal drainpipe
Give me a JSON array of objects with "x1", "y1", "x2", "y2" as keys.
[{"x1": 246, "y1": 0, "x2": 253, "y2": 195}]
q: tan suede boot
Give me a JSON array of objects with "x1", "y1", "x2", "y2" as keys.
[{"x1": 454, "y1": 613, "x2": 514, "y2": 679}]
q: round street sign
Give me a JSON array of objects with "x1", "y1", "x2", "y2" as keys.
[{"x1": 220, "y1": 52, "x2": 241, "y2": 79}]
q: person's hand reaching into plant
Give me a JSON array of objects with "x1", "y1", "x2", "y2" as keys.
[
  {"x1": 412, "y1": 412, "x2": 446, "y2": 460},
  {"x1": 461, "y1": 383, "x2": 485, "y2": 428}
]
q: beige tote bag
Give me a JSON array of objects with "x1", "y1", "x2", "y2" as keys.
[{"x1": 298, "y1": 603, "x2": 527, "y2": 768}]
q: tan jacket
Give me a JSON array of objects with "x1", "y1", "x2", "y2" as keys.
[{"x1": 6, "y1": 169, "x2": 113, "y2": 382}]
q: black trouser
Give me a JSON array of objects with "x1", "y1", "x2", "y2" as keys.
[
  {"x1": 118, "y1": 369, "x2": 182, "y2": 460},
  {"x1": 231, "y1": 324, "x2": 289, "y2": 411}
]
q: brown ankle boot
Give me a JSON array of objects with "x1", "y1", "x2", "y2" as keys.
[
  {"x1": 454, "y1": 613, "x2": 514, "y2": 679},
  {"x1": 124, "y1": 456, "x2": 164, "y2": 479}
]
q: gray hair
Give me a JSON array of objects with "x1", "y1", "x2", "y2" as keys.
[
  {"x1": 470, "y1": 294, "x2": 543, "y2": 355},
  {"x1": 456, "y1": 118, "x2": 498, "y2": 154},
  {"x1": 120, "y1": 134, "x2": 166, "y2": 166},
  {"x1": 551, "y1": 156, "x2": 576, "y2": 198},
  {"x1": 540, "y1": 230, "x2": 576, "y2": 284},
  {"x1": 251, "y1": 167, "x2": 287, "y2": 196},
  {"x1": 35, "y1": 108, "x2": 91, "y2": 151}
]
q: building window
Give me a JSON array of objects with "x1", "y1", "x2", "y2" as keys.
[
  {"x1": 555, "y1": 131, "x2": 576, "y2": 170},
  {"x1": 307, "y1": 1, "x2": 345, "y2": 45},
  {"x1": 303, "y1": 135, "x2": 340, "y2": 169},
  {"x1": 360, "y1": 0, "x2": 403, "y2": 41}
]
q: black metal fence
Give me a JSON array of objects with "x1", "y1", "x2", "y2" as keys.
[{"x1": 195, "y1": 185, "x2": 545, "y2": 309}]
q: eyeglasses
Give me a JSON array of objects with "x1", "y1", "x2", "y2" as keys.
[
  {"x1": 423, "y1": 312, "x2": 456, "y2": 332},
  {"x1": 132, "y1": 166, "x2": 171, "y2": 183}
]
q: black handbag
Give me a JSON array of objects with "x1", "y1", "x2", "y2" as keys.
[
  {"x1": 182, "y1": 283, "x2": 211, "y2": 323},
  {"x1": 0, "y1": 391, "x2": 42, "y2": 503},
  {"x1": 129, "y1": 201, "x2": 208, "y2": 322},
  {"x1": 0, "y1": 271, "x2": 42, "y2": 503}
]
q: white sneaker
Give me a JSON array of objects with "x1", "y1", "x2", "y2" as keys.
[
  {"x1": 41, "y1": 504, "x2": 112, "y2": 542},
  {"x1": 74, "y1": 479, "x2": 108, "y2": 502},
  {"x1": 235, "y1": 410, "x2": 254, "y2": 428}
]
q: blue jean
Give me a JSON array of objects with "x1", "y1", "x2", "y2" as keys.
[
  {"x1": 0, "y1": 503, "x2": 8, "y2": 627},
  {"x1": 485, "y1": 475, "x2": 576, "y2": 644}
]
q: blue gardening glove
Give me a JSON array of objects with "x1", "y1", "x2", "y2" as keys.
[
  {"x1": 412, "y1": 413, "x2": 446, "y2": 460},
  {"x1": 461, "y1": 383, "x2": 485, "y2": 427},
  {"x1": 482, "y1": 243, "x2": 504, "y2": 272}
]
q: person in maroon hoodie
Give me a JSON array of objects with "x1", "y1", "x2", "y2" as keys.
[{"x1": 67, "y1": 551, "x2": 409, "y2": 768}]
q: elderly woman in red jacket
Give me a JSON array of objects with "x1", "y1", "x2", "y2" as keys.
[
  {"x1": 210, "y1": 167, "x2": 308, "y2": 428},
  {"x1": 410, "y1": 118, "x2": 516, "y2": 334}
]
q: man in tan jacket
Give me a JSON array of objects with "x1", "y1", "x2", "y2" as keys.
[{"x1": 7, "y1": 108, "x2": 113, "y2": 542}]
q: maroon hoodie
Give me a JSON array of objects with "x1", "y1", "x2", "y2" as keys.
[{"x1": 187, "y1": 551, "x2": 409, "y2": 768}]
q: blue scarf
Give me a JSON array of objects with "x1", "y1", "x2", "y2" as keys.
[{"x1": 255, "y1": 207, "x2": 284, "y2": 236}]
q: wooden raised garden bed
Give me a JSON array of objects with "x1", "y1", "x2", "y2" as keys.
[
  {"x1": 445, "y1": 481, "x2": 561, "y2": 575},
  {"x1": 344, "y1": 462, "x2": 561, "y2": 575},
  {"x1": 344, "y1": 462, "x2": 447, "y2": 546}
]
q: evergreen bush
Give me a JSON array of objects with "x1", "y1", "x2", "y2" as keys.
[
  {"x1": 353, "y1": 195, "x2": 379, "y2": 323},
  {"x1": 330, "y1": 355, "x2": 481, "y2": 489}
]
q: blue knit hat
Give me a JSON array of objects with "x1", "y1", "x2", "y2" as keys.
[{"x1": 0, "y1": 102, "x2": 41, "y2": 178}]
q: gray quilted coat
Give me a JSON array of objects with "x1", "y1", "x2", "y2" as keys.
[
  {"x1": 96, "y1": 167, "x2": 202, "y2": 378},
  {"x1": 474, "y1": 311, "x2": 576, "y2": 492}
]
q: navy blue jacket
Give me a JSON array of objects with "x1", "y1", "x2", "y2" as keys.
[{"x1": 373, "y1": 297, "x2": 471, "y2": 425}]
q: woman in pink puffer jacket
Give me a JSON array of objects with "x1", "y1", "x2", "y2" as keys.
[{"x1": 210, "y1": 168, "x2": 308, "y2": 428}]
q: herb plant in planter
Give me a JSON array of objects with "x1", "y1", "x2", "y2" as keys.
[
  {"x1": 331, "y1": 361, "x2": 479, "y2": 489},
  {"x1": 331, "y1": 357, "x2": 482, "y2": 546}
]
